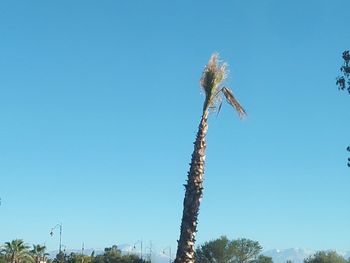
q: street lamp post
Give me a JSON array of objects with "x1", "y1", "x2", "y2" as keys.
[
  {"x1": 162, "y1": 246, "x2": 172, "y2": 263},
  {"x1": 50, "y1": 223, "x2": 63, "y2": 254},
  {"x1": 133, "y1": 240, "x2": 143, "y2": 261}
]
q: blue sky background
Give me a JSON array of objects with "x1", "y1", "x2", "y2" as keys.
[{"x1": 1, "y1": 0, "x2": 350, "y2": 255}]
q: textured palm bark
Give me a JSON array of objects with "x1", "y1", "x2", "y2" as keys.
[{"x1": 175, "y1": 111, "x2": 209, "y2": 263}]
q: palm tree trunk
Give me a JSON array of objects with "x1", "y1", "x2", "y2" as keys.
[{"x1": 175, "y1": 111, "x2": 209, "y2": 263}]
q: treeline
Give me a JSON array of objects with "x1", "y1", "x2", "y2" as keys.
[
  {"x1": 0, "y1": 240, "x2": 148, "y2": 263},
  {"x1": 195, "y1": 236, "x2": 350, "y2": 263},
  {"x1": 1, "y1": 237, "x2": 349, "y2": 263}
]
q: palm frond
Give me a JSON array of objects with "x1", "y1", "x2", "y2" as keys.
[
  {"x1": 222, "y1": 87, "x2": 246, "y2": 118},
  {"x1": 216, "y1": 100, "x2": 223, "y2": 117},
  {"x1": 200, "y1": 53, "x2": 227, "y2": 113}
]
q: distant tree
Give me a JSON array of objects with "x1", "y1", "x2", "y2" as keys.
[
  {"x1": 117, "y1": 255, "x2": 145, "y2": 263},
  {"x1": 304, "y1": 251, "x2": 346, "y2": 263},
  {"x1": 53, "y1": 252, "x2": 66, "y2": 263},
  {"x1": 256, "y1": 255, "x2": 273, "y2": 263},
  {"x1": 93, "y1": 245, "x2": 148, "y2": 263},
  {"x1": 0, "y1": 254, "x2": 6, "y2": 263},
  {"x1": 31, "y1": 245, "x2": 49, "y2": 263},
  {"x1": 336, "y1": 50, "x2": 350, "y2": 166},
  {"x1": 196, "y1": 236, "x2": 234, "y2": 263},
  {"x1": 1, "y1": 240, "x2": 33, "y2": 263},
  {"x1": 195, "y1": 236, "x2": 262, "y2": 263},
  {"x1": 66, "y1": 253, "x2": 92, "y2": 263},
  {"x1": 285, "y1": 260, "x2": 293, "y2": 263},
  {"x1": 93, "y1": 245, "x2": 122, "y2": 263},
  {"x1": 231, "y1": 239, "x2": 262, "y2": 263}
]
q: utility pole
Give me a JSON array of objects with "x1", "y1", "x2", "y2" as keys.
[{"x1": 133, "y1": 240, "x2": 143, "y2": 261}]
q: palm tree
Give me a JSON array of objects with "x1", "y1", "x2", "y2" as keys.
[
  {"x1": 2, "y1": 239, "x2": 33, "y2": 263},
  {"x1": 174, "y1": 53, "x2": 246, "y2": 263},
  {"x1": 31, "y1": 245, "x2": 48, "y2": 263}
]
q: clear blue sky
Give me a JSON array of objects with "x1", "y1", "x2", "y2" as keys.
[{"x1": 1, "y1": 0, "x2": 350, "y2": 255}]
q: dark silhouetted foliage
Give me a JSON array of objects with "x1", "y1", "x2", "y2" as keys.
[
  {"x1": 53, "y1": 252, "x2": 66, "y2": 263},
  {"x1": 336, "y1": 51, "x2": 350, "y2": 93},
  {"x1": 336, "y1": 51, "x2": 350, "y2": 167},
  {"x1": 256, "y1": 255, "x2": 273, "y2": 263}
]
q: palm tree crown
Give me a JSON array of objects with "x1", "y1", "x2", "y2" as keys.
[
  {"x1": 31, "y1": 245, "x2": 48, "y2": 263},
  {"x1": 200, "y1": 53, "x2": 246, "y2": 117},
  {"x1": 1, "y1": 239, "x2": 33, "y2": 263}
]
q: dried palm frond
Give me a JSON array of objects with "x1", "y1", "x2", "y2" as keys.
[{"x1": 222, "y1": 87, "x2": 246, "y2": 118}]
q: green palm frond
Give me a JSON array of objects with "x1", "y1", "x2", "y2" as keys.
[{"x1": 200, "y1": 53, "x2": 227, "y2": 113}]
